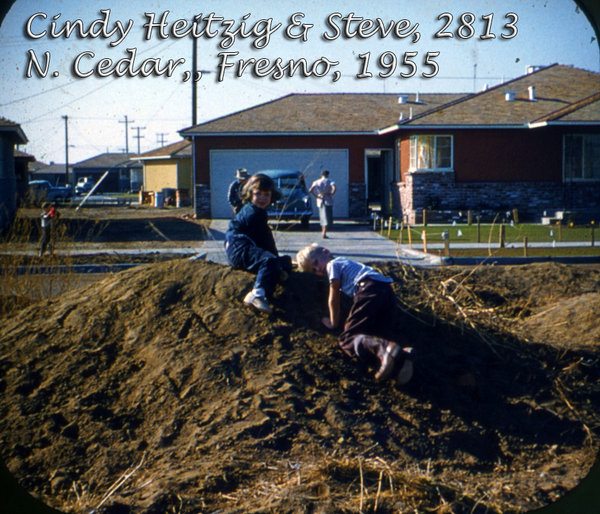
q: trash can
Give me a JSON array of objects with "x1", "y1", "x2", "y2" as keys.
[
  {"x1": 154, "y1": 191, "x2": 164, "y2": 208},
  {"x1": 175, "y1": 189, "x2": 190, "y2": 208},
  {"x1": 162, "y1": 188, "x2": 176, "y2": 206}
]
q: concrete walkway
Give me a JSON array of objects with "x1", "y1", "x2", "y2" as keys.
[{"x1": 197, "y1": 219, "x2": 443, "y2": 266}]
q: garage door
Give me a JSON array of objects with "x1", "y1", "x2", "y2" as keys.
[{"x1": 210, "y1": 149, "x2": 349, "y2": 219}]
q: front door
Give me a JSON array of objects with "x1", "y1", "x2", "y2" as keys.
[{"x1": 366, "y1": 149, "x2": 394, "y2": 216}]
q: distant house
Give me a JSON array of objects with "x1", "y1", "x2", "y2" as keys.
[
  {"x1": 71, "y1": 153, "x2": 142, "y2": 193},
  {"x1": 0, "y1": 117, "x2": 27, "y2": 230},
  {"x1": 28, "y1": 161, "x2": 69, "y2": 186},
  {"x1": 138, "y1": 140, "x2": 192, "y2": 204},
  {"x1": 181, "y1": 63, "x2": 600, "y2": 223}
]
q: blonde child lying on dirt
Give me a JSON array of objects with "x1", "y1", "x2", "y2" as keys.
[{"x1": 296, "y1": 244, "x2": 413, "y2": 383}]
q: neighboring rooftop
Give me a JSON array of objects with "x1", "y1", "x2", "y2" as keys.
[
  {"x1": 138, "y1": 140, "x2": 192, "y2": 159},
  {"x1": 73, "y1": 153, "x2": 140, "y2": 168},
  {"x1": 0, "y1": 116, "x2": 27, "y2": 143}
]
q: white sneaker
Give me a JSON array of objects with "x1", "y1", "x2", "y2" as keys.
[{"x1": 243, "y1": 291, "x2": 272, "y2": 314}]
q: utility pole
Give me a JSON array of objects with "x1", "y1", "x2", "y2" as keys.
[
  {"x1": 132, "y1": 126, "x2": 146, "y2": 154},
  {"x1": 192, "y1": 36, "x2": 197, "y2": 126},
  {"x1": 62, "y1": 115, "x2": 70, "y2": 186},
  {"x1": 190, "y1": 26, "x2": 212, "y2": 127},
  {"x1": 156, "y1": 133, "x2": 168, "y2": 146},
  {"x1": 119, "y1": 115, "x2": 133, "y2": 154}
]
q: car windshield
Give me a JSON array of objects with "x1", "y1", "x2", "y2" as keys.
[{"x1": 277, "y1": 177, "x2": 303, "y2": 194}]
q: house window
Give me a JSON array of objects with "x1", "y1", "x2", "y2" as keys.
[
  {"x1": 564, "y1": 134, "x2": 600, "y2": 181},
  {"x1": 409, "y1": 135, "x2": 453, "y2": 171}
]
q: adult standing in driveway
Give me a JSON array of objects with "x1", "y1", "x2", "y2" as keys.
[
  {"x1": 309, "y1": 170, "x2": 336, "y2": 238},
  {"x1": 227, "y1": 168, "x2": 249, "y2": 215}
]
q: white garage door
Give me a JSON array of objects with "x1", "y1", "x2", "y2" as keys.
[{"x1": 210, "y1": 149, "x2": 349, "y2": 219}]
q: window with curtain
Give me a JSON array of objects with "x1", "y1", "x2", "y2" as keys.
[
  {"x1": 564, "y1": 134, "x2": 600, "y2": 180},
  {"x1": 409, "y1": 135, "x2": 453, "y2": 171}
]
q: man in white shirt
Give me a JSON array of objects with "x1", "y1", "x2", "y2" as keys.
[{"x1": 309, "y1": 170, "x2": 336, "y2": 238}]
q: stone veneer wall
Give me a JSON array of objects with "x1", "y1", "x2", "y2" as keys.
[
  {"x1": 194, "y1": 184, "x2": 211, "y2": 218},
  {"x1": 349, "y1": 182, "x2": 367, "y2": 218},
  {"x1": 398, "y1": 172, "x2": 600, "y2": 224}
]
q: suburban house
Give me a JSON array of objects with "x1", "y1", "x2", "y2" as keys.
[
  {"x1": 71, "y1": 153, "x2": 143, "y2": 193},
  {"x1": 0, "y1": 117, "x2": 27, "y2": 231},
  {"x1": 28, "y1": 160, "x2": 69, "y2": 186},
  {"x1": 181, "y1": 64, "x2": 599, "y2": 223},
  {"x1": 180, "y1": 92, "x2": 464, "y2": 219},
  {"x1": 138, "y1": 140, "x2": 192, "y2": 205}
]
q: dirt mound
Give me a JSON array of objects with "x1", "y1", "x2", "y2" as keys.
[
  {"x1": 520, "y1": 293, "x2": 600, "y2": 350},
  {"x1": 0, "y1": 260, "x2": 599, "y2": 513}
]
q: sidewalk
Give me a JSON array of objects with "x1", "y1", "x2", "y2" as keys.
[
  {"x1": 197, "y1": 219, "x2": 443, "y2": 266},
  {"x1": 4, "y1": 219, "x2": 598, "y2": 268}
]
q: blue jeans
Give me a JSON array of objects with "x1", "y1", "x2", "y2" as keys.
[{"x1": 225, "y1": 235, "x2": 291, "y2": 298}]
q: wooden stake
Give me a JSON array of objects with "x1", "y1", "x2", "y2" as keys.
[
  {"x1": 477, "y1": 216, "x2": 481, "y2": 243},
  {"x1": 387, "y1": 216, "x2": 393, "y2": 238},
  {"x1": 467, "y1": 210, "x2": 472, "y2": 226},
  {"x1": 499, "y1": 223, "x2": 505, "y2": 248},
  {"x1": 359, "y1": 458, "x2": 364, "y2": 513},
  {"x1": 422, "y1": 229, "x2": 428, "y2": 253},
  {"x1": 524, "y1": 236, "x2": 528, "y2": 257},
  {"x1": 422, "y1": 208, "x2": 427, "y2": 227}
]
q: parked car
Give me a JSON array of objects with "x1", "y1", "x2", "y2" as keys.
[
  {"x1": 257, "y1": 169, "x2": 313, "y2": 228},
  {"x1": 75, "y1": 177, "x2": 95, "y2": 195},
  {"x1": 27, "y1": 180, "x2": 72, "y2": 204}
]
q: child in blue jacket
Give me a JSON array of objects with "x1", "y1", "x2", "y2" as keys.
[{"x1": 225, "y1": 173, "x2": 292, "y2": 314}]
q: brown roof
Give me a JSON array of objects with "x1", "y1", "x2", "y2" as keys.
[
  {"x1": 138, "y1": 140, "x2": 192, "y2": 159},
  {"x1": 181, "y1": 93, "x2": 467, "y2": 136},
  {"x1": 73, "y1": 152, "x2": 139, "y2": 168},
  {"x1": 14, "y1": 149, "x2": 35, "y2": 160},
  {"x1": 180, "y1": 64, "x2": 599, "y2": 137},
  {"x1": 405, "y1": 64, "x2": 600, "y2": 127},
  {"x1": 532, "y1": 92, "x2": 600, "y2": 124},
  {"x1": 30, "y1": 162, "x2": 68, "y2": 175}
]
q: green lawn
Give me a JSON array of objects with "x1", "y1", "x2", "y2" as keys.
[
  {"x1": 384, "y1": 222, "x2": 598, "y2": 245},
  {"x1": 427, "y1": 246, "x2": 600, "y2": 258}
]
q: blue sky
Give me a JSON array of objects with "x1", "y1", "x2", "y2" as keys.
[{"x1": 0, "y1": 0, "x2": 598, "y2": 165}]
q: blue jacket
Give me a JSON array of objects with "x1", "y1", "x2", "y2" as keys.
[{"x1": 225, "y1": 203, "x2": 278, "y2": 256}]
